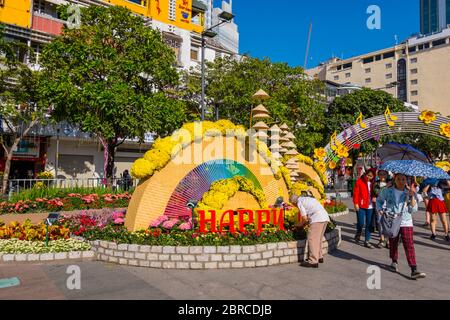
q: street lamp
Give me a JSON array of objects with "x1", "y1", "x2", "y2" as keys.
[{"x1": 200, "y1": 11, "x2": 235, "y2": 121}]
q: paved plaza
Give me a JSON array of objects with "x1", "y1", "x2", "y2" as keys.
[{"x1": 0, "y1": 200, "x2": 449, "y2": 300}]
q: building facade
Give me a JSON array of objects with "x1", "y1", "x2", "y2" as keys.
[
  {"x1": 306, "y1": 27, "x2": 450, "y2": 116},
  {"x1": 0, "y1": 0, "x2": 239, "y2": 180},
  {"x1": 421, "y1": 0, "x2": 450, "y2": 35}
]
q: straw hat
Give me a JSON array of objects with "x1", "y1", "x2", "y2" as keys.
[
  {"x1": 252, "y1": 89, "x2": 270, "y2": 101},
  {"x1": 252, "y1": 121, "x2": 269, "y2": 130}
]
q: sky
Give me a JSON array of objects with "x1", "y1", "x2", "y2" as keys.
[{"x1": 215, "y1": 0, "x2": 420, "y2": 68}]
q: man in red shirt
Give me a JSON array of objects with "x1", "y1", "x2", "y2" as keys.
[{"x1": 353, "y1": 169, "x2": 376, "y2": 248}]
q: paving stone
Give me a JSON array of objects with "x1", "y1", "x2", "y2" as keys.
[
  {"x1": 277, "y1": 242, "x2": 288, "y2": 249},
  {"x1": 244, "y1": 261, "x2": 256, "y2": 268},
  {"x1": 267, "y1": 243, "x2": 277, "y2": 250},
  {"x1": 249, "y1": 253, "x2": 262, "y2": 260},
  {"x1": 128, "y1": 244, "x2": 140, "y2": 252},
  {"x1": 256, "y1": 260, "x2": 268, "y2": 267},
  {"x1": 217, "y1": 246, "x2": 230, "y2": 254},
  {"x1": 223, "y1": 254, "x2": 237, "y2": 261},
  {"x1": 237, "y1": 254, "x2": 250, "y2": 261},
  {"x1": 135, "y1": 253, "x2": 147, "y2": 260},
  {"x1": 274, "y1": 250, "x2": 284, "y2": 257},
  {"x1": 256, "y1": 244, "x2": 267, "y2": 252},
  {"x1": 230, "y1": 246, "x2": 241, "y2": 254},
  {"x1": 231, "y1": 261, "x2": 244, "y2": 268},
  {"x1": 108, "y1": 256, "x2": 118, "y2": 263},
  {"x1": 189, "y1": 246, "x2": 203, "y2": 254},
  {"x1": 189, "y1": 262, "x2": 203, "y2": 269},
  {"x1": 170, "y1": 255, "x2": 182, "y2": 261},
  {"x1": 119, "y1": 258, "x2": 128, "y2": 265},
  {"x1": 203, "y1": 246, "x2": 217, "y2": 254},
  {"x1": 162, "y1": 262, "x2": 176, "y2": 269},
  {"x1": 108, "y1": 242, "x2": 118, "y2": 250},
  {"x1": 210, "y1": 254, "x2": 223, "y2": 262},
  {"x1": 280, "y1": 256, "x2": 290, "y2": 264},
  {"x1": 54, "y1": 252, "x2": 67, "y2": 260},
  {"x1": 139, "y1": 260, "x2": 150, "y2": 267},
  {"x1": 242, "y1": 246, "x2": 256, "y2": 254},
  {"x1": 162, "y1": 246, "x2": 176, "y2": 254},
  {"x1": 147, "y1": 254, "x2": 159, "y2": 261},
  {"x1": 118, "y1": 244, "x2": 129, "y2": 251},
  {"x1": 218, "y1": 262, "x2": 231, "y2": 269},
  {"x1": 158, "y1": 254, "x2": 170, "y2": 261},
  {"x1": 268, "y1": 257, "x2": 280, "y2": 266},
  {"x1": 124, "y1": 252, "x2": 134, "y2": 259},
  {"x1": 113, "y1": 251, "x2": 124, "y2": 257},
  {"x1": 262, "y1": 251, "x2": 273, "y2": 259},
  {"x1": 196, "y1": 254, "x2": 209, "y2": 262},
  {"x1": 128, "y1": 260, "x2": 139, "y2": 266},
  {"x1": 176, "y1": 247, "x2": 189, "y2": 254},
  {"x1": 176, "y1": 262, "x2": 190, "y2": 269},
  {"x1": 15, "y1": 254, "x2": 28, "y2": 262},
  {"x1": 150, "y1": 246, "x2": 163, "y2": 253},
  {"x1": 139, "y1": 246, "x2": 151, "y2": 253},
  {"x1": 182, "y1": 255, "x2": 195, "y2": 262},
  {"x1": 150, "y1": 261, "x2": 162, "y2": 268},
  {"x1": 40, "y1": 253, "x2": 54, "y2": 261},
  {"x1": 204, "y1": 262, "x2": 218, "y2": 269},
  {"x1": 27, "y1": 254, "x2": 39, "y2": 262}
]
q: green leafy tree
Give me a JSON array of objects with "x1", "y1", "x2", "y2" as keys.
[
  {"x1": 182, "y1": 56, "x2": 327, "y2": 154},
  {"x1": 39, "y1": 6, "x2": 187, "y2": 180},
  {"x1": 0, "y1": 28, "x2": 48, "y2": 193}
]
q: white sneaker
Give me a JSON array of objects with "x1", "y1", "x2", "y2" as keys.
[{"x1": 390, "y1": 262, "x2": 399, "y2": 272}]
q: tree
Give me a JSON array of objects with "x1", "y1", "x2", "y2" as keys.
[
  {"x1": 39, "y1": 6, "x2": 187, "y2": 180},
  {"x1": 0, "y1": 28, "x2": 48, "y2": 193},
  {"x1": 182, "y1": 56, "x2": 327, "y2": 154}
]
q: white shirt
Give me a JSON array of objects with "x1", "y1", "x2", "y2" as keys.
[
  {"x1": 368, "y1": 181, "x2": 373, "y2": 209},
  {"x1": 297, "y1": 197, "x2": 331, "y2": 224}
]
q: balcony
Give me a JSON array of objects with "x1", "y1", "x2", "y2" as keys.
[{"x1": 32, "y1": 13, "x2": 64, "y2": 36}]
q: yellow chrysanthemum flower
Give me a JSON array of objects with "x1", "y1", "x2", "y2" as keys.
[
  {"x1": 419, "y1": 110, "x2": 437, "y2": 125},
  {"x1": 314, "y1": 148, "x2": 326, "y2": 160},
  {"x1": 439, "y1": 122, "x2": 450, "y2": 138},
  {"x1": 130, "y1": 159, "x2": 155, "y2": 179}
]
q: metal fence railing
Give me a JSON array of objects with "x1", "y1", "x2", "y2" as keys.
[{"x1": 5, "y1": 178, "x2": 139, "y2": 200}]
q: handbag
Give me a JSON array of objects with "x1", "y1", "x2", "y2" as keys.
[{"x1": 380, "y1": 194, "x2": 409, "y2": 239}]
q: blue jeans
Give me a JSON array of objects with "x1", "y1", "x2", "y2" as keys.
[{"x1": 356, "y1": 208, "x2": 373, "y2": 242}]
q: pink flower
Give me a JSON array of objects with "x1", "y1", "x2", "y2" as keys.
[
  {"x1": 149, "y1": 215, "x2": 169, "y2": 228},
  {"x1": 162, "y1": 219, "x2": 179, "y2": 230},
  {"x1": 179, "y1": 222, "x2": 193, "y2": 231},
  {"x1": 114, "y1": 218, "x2": 125, "y2": 224},
  {"x1": 112, "y1": 212, "x2": 125, "y2": 220}
]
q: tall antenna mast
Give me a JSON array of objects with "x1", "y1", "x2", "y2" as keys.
[{"x1": 304, "y1": 22, "x2": 313, "y2": 69}]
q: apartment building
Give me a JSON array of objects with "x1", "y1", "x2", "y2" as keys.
[
  {"x1": 0, "y1": 0, "x2": 239, "y2": 180},
  {"x1": 306, "y1": 27, "x2": 450, "y2": 116}
]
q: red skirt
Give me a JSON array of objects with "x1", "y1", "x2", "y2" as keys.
[{"x1": 427, "y1": 198, "x2": 448, "y2": 214}]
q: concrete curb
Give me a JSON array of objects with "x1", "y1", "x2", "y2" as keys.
[
  {"x1": 0, "y1": 250, "x2": 95, "y2": 264},
  {"x1": 329, "y1": 209, "x2": 350, "y2": 218}
]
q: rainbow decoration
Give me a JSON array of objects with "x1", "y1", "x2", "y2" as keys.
[{"x1": 163, "y1": 160, "x2": 262, "y2": 218}]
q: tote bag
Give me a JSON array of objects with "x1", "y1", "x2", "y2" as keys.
[{"x1": 380, "y1": 194, "x2": 408, "y2": 239}]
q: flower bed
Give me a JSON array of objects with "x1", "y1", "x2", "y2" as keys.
[
  {"x1": 1, "y1": 192, "x2": 131, "y2": 215},
  {"x1": 0, "y1": 238, "x2": 91, "y2": 254},
  {"x1": 324, "y1": 200, "x2": 348, "y2": 215}
]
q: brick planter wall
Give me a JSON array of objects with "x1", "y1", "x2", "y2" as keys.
[
  {"x1": 91, "y1": 227, "x2": 342, "y2": 269},
  {"x1": 0, "y1": 251, "x2": 95, "y2": 264},
  {"x1": 329, "y1": 209, "x2": 349, "y2": 218}
]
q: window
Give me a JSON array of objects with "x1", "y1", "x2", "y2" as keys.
[
  {"x1": 33, "y1": 0, "x2": 58, "y2": 19},
  {"x1": 337, "y1": 65, "x2": 342, "y2": 71},
  {"x1": 432, "y1": 39, "x2": 446, "y2": 47},
  {"x1": 411, "y1": 90, "x2": 418, "y2": 96},
  {"x1": 411, "y1": 68, "x2": 418, "y2": 74},
  {"x1": 397, "y1": 59, "x2": 407, "y2": 102},
  {"x1": 410, "y1": 58, "x2": 417, "y2": 63},
  {"x1": 343, "y1": 62, "x2": 352, "y2": 69},
  {"x1": 365, "y1": 78, "x2": 371, "y2": 83},
  {"x1": 386, "y1": 73, "x2": 392, "y2": 79},
  {"x1": 411, "y1": 79, "x2": 418, "y2": 85},
  {"x1": 409, "y1": 46, "x2": 417, "y2": 53},
  {"x1": 190, "y1": 48, "x2": 199, "y2": 61},
  {"x1": 334, "y1": 75, "x2": 339, "y2": 80},
  {"x1": 386, "y1": 63, "x2": 392, "y2": 69},
  {"x1": 168, "y1": 0, "x2": 176, "y2": 20},
  {"x1": 365, "y1": 68, "x2": 371, "y2": 73},
  {"x1": 345, "y1": 73, "x2": 351, "y2": 78},
  {"x1": 383, "y1": 51, "x2": 395, "y2": 59},
  {"x1": 363, "y1": 57, "x2": 374, "y2": 64},
  {"x1": 375, "y1": 55, "x2": 382, "y2": 61},
  {"x1": 33, "y1": 0, "x2": 45, "y2": 13},
  {"x1": 30, "y1": 43, "x2": 41, "y2": 64}
]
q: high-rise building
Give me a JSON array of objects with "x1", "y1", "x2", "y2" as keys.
[
  {"x1": 211, "y1": 0, "x2": 239, "y2": 54},
  {"x1": 306, "y1": 27, "x2": 450, "y2": 116},
  {"x1": 421, "y1": 0, "x2": 450, "y2": 34}
]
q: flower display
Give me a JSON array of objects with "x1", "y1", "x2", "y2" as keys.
[
  {"x1": 0, "y1": 238, "x2": 91, "y2": 254},
  {"x1": 196, "y1": 176, "x2": 268, "y2": 211},
  {"x1": 314, "y1": 161, "x2": 326, "y2": 173},
  {"x1": 328, "y1": 161, "x2": 337, "y2": 170},
  {"x1": 313, "y1": 148, "x2": 326, "y2": 160},
  {"x1": 130, "y1": 159, "x2": 155, "y2": 179},
  {"x1": 336, "y1": 144, "x2": 349, "y2": 158},
  {"x1": 435, "y1": 161, "x2": 450, "y2": 172},
  {"x1": 280, "y1": 166, "x2": 292, "y2": 189},
  {"x1": 290, "y1": 182, "x2": 309, "y2": 196},
  {"x1": 296, "y1": 154, "x2": 314, "y2": 166},
  {"x1": 419, "y1": 110, "x2": 437, "y2": 125},
  {"x1": 36, "y1": 171, "x2": 54, "y2": 179},
  {"x1": 439, "y1": 122, "x2": 450, "y2": 138},
  {"x1": 130, "y1": 120, "x2": 283, "y2": 180},
  {"x1": 0, "y1": 193, "x2": 131, "y2": 215},
  {"x1": 0, "y1": 220, "x2": 70, "y2": 241}
]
